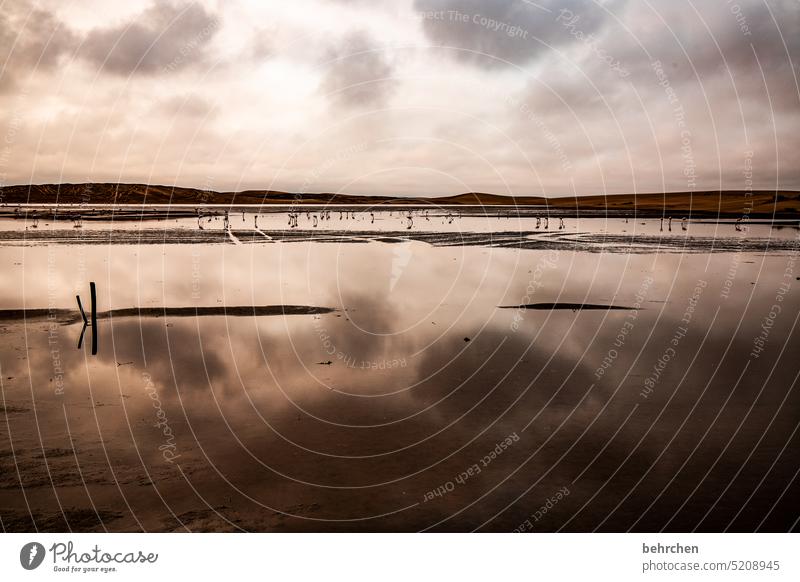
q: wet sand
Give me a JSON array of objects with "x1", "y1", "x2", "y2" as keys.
[
  {"x1": 2, "y1": 227, "x2": 799, "y2": 255},
  {"x1": 0, "y1": 305, "x2": 336, "y2": 325},
  {"x1": 499, "y1": 303, "x2": 637, "y2": 310}
]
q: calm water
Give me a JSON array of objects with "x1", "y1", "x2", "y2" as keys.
[{"x1": 1, "y1": 209, "x2": 799, "y2": 531}]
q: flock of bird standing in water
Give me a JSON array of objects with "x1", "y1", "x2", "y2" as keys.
[
  {"x1": 17, "y1": 208, "x2": 752, "y2": 234},
  {"x1": 196, "y1": 208, "x2": 469, "y2": 231},
  {"x1": 188, "y1": 208, "x2": 699, "y2": 234}
]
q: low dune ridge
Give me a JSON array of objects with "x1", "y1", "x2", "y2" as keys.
[{"x1": 1, "y1": 183, "x2": 798, "y2": 217}]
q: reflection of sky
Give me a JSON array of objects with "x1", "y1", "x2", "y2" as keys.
[
  {"x1": 1, "y1": 239, "x2": 799, "y2": 531},
  {"x1": 1, "y1": 213, "x2": 796, "y2": 311}
]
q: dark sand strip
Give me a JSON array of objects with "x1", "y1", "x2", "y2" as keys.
[
  {"x1": 0, "y1": 305, "x2": 335, "y2": 324},
  {"x1": 499, "y1": 303, "x2": 637, "y2": 311},
  {"x1": 3, "y1": 228, "x2": 798, "y2": 254}
]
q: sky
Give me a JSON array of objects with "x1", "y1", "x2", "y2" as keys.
[{"x1": 0, "y1": 0, "x2": 798, "y2": 197}]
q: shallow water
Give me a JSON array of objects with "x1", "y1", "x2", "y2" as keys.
[{"x1": 1, "y1": 209, "x2": 799, "y2": 531}]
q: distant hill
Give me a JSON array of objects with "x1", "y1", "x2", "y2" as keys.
[
  {"x1": 547, "y1": 190, "x2": 800, "y2": 217},
  {"x1": 0, "y1": 183, "x2": 546, "y2": 206},
  {"x1": 1, "y1": 183, "x2": 798, "y2": 217}
]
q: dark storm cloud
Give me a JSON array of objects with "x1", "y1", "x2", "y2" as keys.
[
  {"x1": 320, "y1": 32, "x2": 394, "y2": 109},
  {"x1": 608, "y1": 1, "x2": 799, "y2": 90},
  {"x1": 80, "y1": 1, "x2": 221, "y2": 76},
  {"x1": 651, "y1": 1, "x2": 799, "y2": 113},
  {"x1": 503, "y1": 0, "x2": 799, "y2": 192},
  {"x1": 413, "y1": 0, "x2": 619, "y2": 68},
  {"x1": 1, "y1": 1, "x2": 221, "y2": 89},
  {"x1": 0, "y1": 3, "x2": 77, "y2": 92}
]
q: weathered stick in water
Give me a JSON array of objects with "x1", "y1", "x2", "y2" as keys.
[{"x1": 76, "y1": 294, "x2": 88, "y2": 325}]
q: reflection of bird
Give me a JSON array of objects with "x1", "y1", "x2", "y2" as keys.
[{"x1": 681, "y1": 217, "x2": 688, "y2": 231}]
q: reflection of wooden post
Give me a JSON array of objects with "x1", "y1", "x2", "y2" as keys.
[
  {"x1": 77, "y1": 323, "x2": 87, "y2": 350},
  {"x1": 90, "y1": 282, "x2": 97, "y2": 355}
]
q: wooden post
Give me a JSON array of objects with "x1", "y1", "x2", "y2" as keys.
[{"x1": 90, "y1": 282, "x2": 97, "y2": 355}]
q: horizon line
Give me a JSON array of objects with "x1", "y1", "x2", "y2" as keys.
[{"x1": 2, "y1": 182, "x2": 798, "y2": 200}]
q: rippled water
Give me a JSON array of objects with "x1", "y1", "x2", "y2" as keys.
[{"x1": 1, "y1": 208, "x2": 798, "y2": 532}]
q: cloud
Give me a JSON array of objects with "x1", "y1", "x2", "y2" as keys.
[
  {"x1": 1, "y1": 0, "x2": 798, "y2": 194},
  {"x1": 247, "y1": 28, "x2": 274, "y2": 62},
  {"x1": 1, "y1": 1, "x2": 222, "y2": 90},
  {"x1": 80, "y1": 1, "x2": 221, "y2": 76},
  {"x1": 156, "y1": 93, "x2": 218, "y2": 119},
  {"x1": 319, "y1": 31, "x2": 395, "y2": 109},
  {"x1": 0, "y1": 3, "x2": 77, "y2": 93},
  {"x1": 413, "y1": 0, "x2": 619, "y2": 69},
  {"x1": 492, "y1": 0, "x2": 800, "y2": 194}
]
